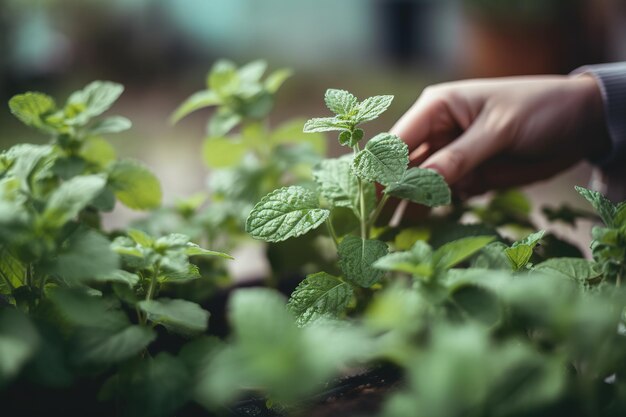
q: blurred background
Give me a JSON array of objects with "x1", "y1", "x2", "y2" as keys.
[{"x1": 1, "y1": 0, "x2": 625, "y2": 244}]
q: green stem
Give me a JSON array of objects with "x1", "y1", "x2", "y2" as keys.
[
  {"x1": 326, "y1": 218, "x2": 339, "y2": 249},
  {"x1": 140, "y1": 264, "x2": 160, "y2": 326},
  {"x1": 358, "y1": 178, "x2": 367, "y2": 240},
  {"x1": 146, "y1": 263, "x2": 160, "y2": 302},
  {"x1": 352, "y1": 144, "x2": 368, "y2": 240},
  {"x1": 368, "y1": 194, "x2": 390, "y2": 228}
]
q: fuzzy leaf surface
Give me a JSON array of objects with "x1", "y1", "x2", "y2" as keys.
[
  {"x1": 575, "y1": 186, "x2": 615, "y2": 227},
  {"x1": 313, "y1": 157, "x2": 375, "y2": 214},
  {"x1": 245, "y1": 186, "x2": 329, "y2": 242},
  {"x1": 354, "y1": 95, "x2": 393, "y2": 123},
  {"x1": 352, "y1": 133, "x2": 408, "y2": 186},
  {"x1": 385, "y1": 168, "x2": 451, "y2": 207},
  {"x1": 533, "y1": 258, "x2": 601, "y2": 281},
  {"x1": 324, "y1": 89, "x2": 358, "y2": 115},
  {"x1": 303, "y1": 117, "x2": 350, "y2": 133},
  {"x1": 338, "y1": 236, "x2": 388, "y2": 287},
  {"x1": 288, "y1": 272, "x2": 354, "y2": 326}
]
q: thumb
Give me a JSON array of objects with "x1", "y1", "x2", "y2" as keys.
[{"x1": 419, "y1": 113, "x2": 506, "y2": 185}]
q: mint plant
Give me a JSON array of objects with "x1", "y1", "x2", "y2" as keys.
[
  {"x1": 0, "y1": 83, "x2": 231, "y2": 417},
  {"x1": 246, "y1": 88, "x2": 457, "y2": 324},
  {"x1": 576, "y1": 186, "x2": 626, "y2": 285},
  {"x1": 142, "y1": 61, "x2": 326, "y2": 268}
]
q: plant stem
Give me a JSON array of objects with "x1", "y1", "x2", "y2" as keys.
[
  {"x1": 358, "y1": 178, "x2": 368, "y2": 240},
  {"x1": 326, "y1": 218, "x2": 339, "y2": 249},
  {"x1": 368, "y1": 194, "x2": 390, "y2": 228},
  {"x1": 146, "y1": 263, "x2": 160, "y2": 302},
  {"x1": 353, "y1": 144, "x2": 368, "y2": 240}
]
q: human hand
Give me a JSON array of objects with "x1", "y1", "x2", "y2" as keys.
[{"x1": 391, "y1": 75, "x2": 611, "y2": 197}]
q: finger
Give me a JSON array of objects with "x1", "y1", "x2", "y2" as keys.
[
  {"x1": 390, "y1": 91, "x2": 451, "y2": 150},
  {"x1": 419, "y1": 112, "x2": 506, "y2": 185}
]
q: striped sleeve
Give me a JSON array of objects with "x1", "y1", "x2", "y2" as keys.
[
  {"x1": 573, "y1": 62, "x2": 626, "y2": 202},
  {"x1": 572, "y1": 62, "x2": 626, "y2": 169}
]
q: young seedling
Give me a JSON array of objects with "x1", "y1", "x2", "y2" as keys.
[
  {"x1": 0, "y1": 82, "x2": 162, "y2": 309},
  {"x1": 111, "y1": 229, "x2": 231, "y2": 334},
  {"x1": 246, "y1": 89, "x2": 453, "y2": 325}
]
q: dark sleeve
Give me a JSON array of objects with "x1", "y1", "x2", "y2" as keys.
[{"x1": 572, "y1": 63, "x2": 626, "y2": 202}]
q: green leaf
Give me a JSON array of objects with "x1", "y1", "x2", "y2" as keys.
[
  {"x1": 49, "y1": 288, "x2": 129, "y2": 330},
  {"x1": 42, "y1": 175, "x2": 107, "y2": 228},
  {"x1": 270, "y1": 119, "x2": 327, "y2": 155},
  {"x1": 264, "y1": 68, "x2": 293, "y2": 93},
  {"x1": 238, "y1": 59, "x2": 267, "y2": 82},
  {"x1": 202, "y1": 136, "x2": 247, "y2": 168},
  {"x1": 48, "y1": 229, "x2": 120, "y2": 283},
  {"x1": 313, "y1": 157, "x2": 367, "y2": 213},
  {"x1": 0, "y1": 249, "x2": 25, "y2": 293},
  {"x1": 324, "y1": 89, "x2": 358, "y2": 115},
  {"x1": 108, "y1": 159, "x2": 162, "y2": 210},
  {"x1": 72, "y1": 325, "x2": 156, "y2": 365},
  {"x1": 385, "y1": 168, "x2": 451, "y2": 207},
  {"x1": 8, "y1": 92, "x2": 56, "y2": 131},
  {"x1": 338, "y1": 236, "x2": 388, "y2": 287},
  {"x1": 533, "y1": 258, "x2": 601, "y2": 281},
  {"x1": 504, "y1": 231, "x2": 545, "y2": 271},
  {"x1": 207, "y1": 110, "x2": 241, "y2": 136},
  {"x1": 0, "y1": 309, "x2": 40, "y2": 387},
  {"x1": 303, "y1": 117, "x2": 350, "y2": 133},
  {"x1": 432, "y1": 236, "x2": 495, "y2": 271},
  {"x1": 513, "y1": 230, "x2": 545, "y2": 248},
  {"x1": 472, "y1": 242, "x2": 511, "y2": 270},
  {"x1": 184, "y1": 245, "x2": 233, "y2": 260},
  {"x1": 352, "y1": 133, "x2": 408, "y2": 186},
  {"x1": 208, "y1": 60, "x2": 240, "y2": 96},
  {"x1": 127, "y1": 229, "x2": 154, "y2": 247},
  {"x1": 170, "y1": 90, "x2": 221, "y2": 124},
  {"x1": 504, "y1": 246, "x2": 533, "y2": 271},
  {"x1": 354, "y1": 95, "x2": 394, "y2": 123},
  {"x1": 287, "y1": 272, "x2": 354, "y2": 326},
  {"x1": 79, "y1": 136, "x2": 117, "y2": 167},
  {"x1": 613, "y1": 203, "x2": 626, "y2": 227},
  {"x1": 575, "y1": 186, "x2": 615, "y2": 226},
  {"x1": 138, "y1": 298, "x2": 210, "y2": 336},
  {"x1": 374, "y1": 240, "x2": 434, "y2": 278},
  {"x1": 94, "y1": 270, "x2": 140, "y2": 287},
  {"x1": 229, "y1": 288, "x2": 296, "y2": 343},
  {"x1": 88, "y1": 116, "x2": 132, "y2": 135},
  {"x1": 245, "y1": 186, "x2": 329, "y2": 242},
  {"x1": 66, "y1": 81, "x2": 124, "y2": 124}
]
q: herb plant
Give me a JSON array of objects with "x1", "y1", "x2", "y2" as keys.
[
  {"x1": 0, "y1": 82, "x2": 231, "y2": 416},
  {"x1": 245, "y1": 88, "x2": 493, "y2": 324},
  {"x1": 143, "y1": 60, "x2": 326, "y2": 266}
]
